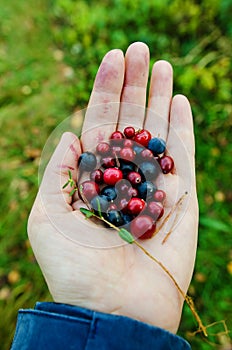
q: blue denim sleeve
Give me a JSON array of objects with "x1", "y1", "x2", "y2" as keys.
[{"x1": 11, "y1": 302, "x2": 191, "y2": 349}]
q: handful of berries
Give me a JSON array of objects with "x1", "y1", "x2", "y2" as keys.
[{"x1": 77, "y1": 127, "x2": 174, "y2": 239}]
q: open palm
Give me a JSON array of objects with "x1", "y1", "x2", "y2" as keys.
[{"x1": 28, "y1": 42, "x2": 198, "y2": 334}]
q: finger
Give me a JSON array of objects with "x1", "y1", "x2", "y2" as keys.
[
  {"x1": 145, "y1": 60, "x2": 173, "y2": 140},
  {"x1": 81, "y1": 49, "x2": 125, "y2": 151},
  {"x1": 39, "y1": 132, "x2": 81, "y2": 213},
  {"x1": 118, "y1": 42, "x2": 149, "y2": 130},
  {"x1": 166, "y1": 94, "x2": 196, "y2": 190}
]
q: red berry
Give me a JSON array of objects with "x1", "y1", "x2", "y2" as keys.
[
  {"x1": 116, "y1": 197, "x2": 129, "y2": 211},
  {"x1": 115, "y1": 179, "x2": 131, "y2": 193},
  {"x1": 108, "y1": 203, "x2": 118, "y2": 211},
  {"x1": 101, "y1": 157, "x2": 116, "y2": 168},
  {"x1": 147, "y1": 201, "x2": 164, "y2": 220},
  {"x1": 124, "y1": 139, "x2": 133, "y2": 148},
  {"x1": 153, "y1": 190, "x2": 166, "y2": 203},
  {"x1": 128, "y1": 187, "x2": 138, "y2": 198},
  {"x1": 134, "y1": 129, "x2": 151, "y2": 147},
  {"x1": 79, "y1": 181, "x2": 100, "y2": 201},
  {"x1": 140, "y1": 148, "x2": 154, "y2": 160},
  {"x1": 127, "y1": 171, "x2": 142, "y2": 186},
  {"x1": 111, "y1": 145, "x2": 122, "y2": 154},
  {"x1": 110, "y1": 131, "x2": 124, "y2": 141},
  {"x1": 126, "y1": 197, "x2": 146, "y2": 215},
  {"x1": 120, "y1": 147, "x2": 135, "y2": 162},
  {"x1": 103, "y1": 168, "x2": 123, "y2": 186},
  {"x1": 159, "y1": 155, "x2": 174, "y2": 174},
  {"x1": 124, "y1": 126, "x2": 135, "y2": 139},
  {"x1": 130, "y1": 215, "x2": 156, "y2": 239},
  {"x1": 96, "y1": 142, "x2": 110, "y2": 155},
  {"x1": 90, "y1": 169, "x2": 103, "y2": 184}
]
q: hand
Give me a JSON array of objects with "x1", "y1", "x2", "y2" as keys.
[{"x1": 28, "y1": 42, "x2": 198, "y2": 334}]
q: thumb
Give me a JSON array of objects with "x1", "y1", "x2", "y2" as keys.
[{"x1": 38, "y1": 132, "x2": 82, "y2": 213}]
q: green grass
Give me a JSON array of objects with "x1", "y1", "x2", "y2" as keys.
[{"x1": 0, "y1": 0, "x2": 231, "y2": 349}]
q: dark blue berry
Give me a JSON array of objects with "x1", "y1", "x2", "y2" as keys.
[
  {"x1": 138, "y1": 161, "x2": 160, "y2": 181},
  {"x1": 90, "y1": 195, "x2": 109, "y2": 215},
  {"x1": 133, "y1": 145, "x2": 145, "y2": 161},
  {"x1": 101, "y1": 186, "x2": 117, "y2": 201},
  {"x1": 122, "y1": 213, "x2": 133, "y2": 225},
  {"x1": 137, "y1": 181, "x2": 157, "y2": 200},
  {"x1": 148, "y1": 138, "x2": 166, "y2": 155},
  {"x1": 119, "y1": 161, "x2": 136, "y2": 176},
  {"x1": 106, "y1": 210, "x2": 124, "y2": 227},
  {"x1": 78, "y1": 152, "x2": 97, "y2": 171}
]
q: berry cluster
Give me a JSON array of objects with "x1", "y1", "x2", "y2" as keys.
[{"x1": 78, "y1": 127, "x2": 174, "y2": 239}]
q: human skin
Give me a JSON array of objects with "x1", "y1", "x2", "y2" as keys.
[{"x1": 28, "y1": 42, "x2": 198, "y2": 334}]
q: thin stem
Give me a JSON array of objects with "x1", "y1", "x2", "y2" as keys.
[
  {"x1": 133, "y1": 240, "x2": 208, "y2": 337},
  {"x1": 80, "y1": 207, "x2": 208, "y2": 337}
]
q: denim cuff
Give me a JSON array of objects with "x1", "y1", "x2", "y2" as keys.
[{"x1": 11, "y1": 302, "x2": 191, "y2": 350}]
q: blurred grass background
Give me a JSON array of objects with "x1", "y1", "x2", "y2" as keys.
[{"x1": 0, "y1": 0, "x2": 231, "y2": 349}]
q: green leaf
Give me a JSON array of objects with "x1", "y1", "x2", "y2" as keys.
[
  {"x1": 118, "y1": 228, "x2": 135, "y2": 244},
  {"x1": 62, "y1": 181, "x2": 69, "y2": 189},
  {"x1": 80, "y1": 207, "x2": 95, "y2": 218},
  {"x1": 68, "y1": 169, "x2": 72, "y2": 179},
  {"x1": 69, "y1": 188, "x2": 77, "y2": 196},
  {"x1": 96, "y1": 197, "x2": 102, "y2": 217}
]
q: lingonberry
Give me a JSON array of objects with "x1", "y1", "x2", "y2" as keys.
[
  {"x1": 116, "y1": 197, "x2": 129, "y2": 211},
  {"x1": 134, "y1": 129, "x2": 151, "y2": 147},
  {"x1": 126, "y1": 197, "x2": 146, "y2": 215},
  {"x1": 110, "y1": 131, "x2": 124, "y2": 142},
  {"x1": 90, "y1": 169, "x2": 103, "y2": 184},
  {"x1": 108, "y1": 203, "x2": 118, "y2": 211},
  {"x1": 115, "y1": 179, "x2": 131, "y2": 193},
  {"x1": 130, "y1": 215, "x2": 156, "y2": 239},
  {"x1": 127, "y1": 171, "x2": 142, "y2": 186},
  {"x1": 138, "y1": 161, "x2": 160, "y2": 181},
  {"x1": 111, "y1": 145, "x2": 122, "y2": 155},
  {"x1": 120, "y1": 147, "x2": 135, "y2": 162},
  {"x1": 103, "y1": 168, "x2": 123, "y2": 186},
  {"x1": 78, "y1": 152, "x2": 97, "y2": 172},
  {"x1": 101, "y1": 186, "x2": 117, "y2": 201},
  {"x1": 106, "y1": 210, "x2": 124, "y2": 227},
  {"x1": 124, "y1": 139, "x2": 133, "y2": 148},
  {"x1": 96, "y1": 142, "x2": 110, "y2": 155},
  {"x1": 140, "y1": 148, "x2": 154, "y2": 160},
  {"x1": 147, "y1": 201, "x2": 164, "y2": 220},
  {"x1": 148, "y1": 137, "x2": 166, "y2": 155},
  {"x1": 79, "y1": 181, "x2": 100, "y2": 201},
  {"x1": 101, "y1": 156, "x2": 116, "y2": 168},
  {"x1": 159, "y1": 155, "x2": 174, "y2": 174},
  {"x1": 119, "y1": 161, "x2": 136, "y2": 176},
  {"x1": 137, "y1": 181, "x2": 157, "y2": 200},
  {"x1": 153, "y1": 190, "x2": 166, "y2": 203},
  {"x1": 128, "y1": 187, "x2": 138, "y2": 198},
  {"x1": 115, "y1": 179, "x2": 138, "y2": 199},
  {"x1": 124, "y1": 126, "x2": 135, "y2": 139}
]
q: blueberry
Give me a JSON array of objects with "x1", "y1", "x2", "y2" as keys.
[
  {"x1": 106, "y1": 210, "x2": 124, "y2": 227},
  {"x1": 90, "y1": 195, "x2": 109, "y2": 215},
  {"x1": 133, "y1": 145, "x2": 144, "y2": 155},
  {"x1": 78, "y1": 152, "x2": 97, "y2": 171},
  {"x1": 101, "y1": 186, "x2": 117, "y2": 201},
  {"x1": 148, "y1": 138, "x2": 166, "y2": 155},
  {"x1": 138, "y1": 161, "x2": 160, "y2": 181},
  {"x1": 137, "y1": 181, "x2": 157, "y2": 200},
  {"x1": 122, "y1": 213, "x2": 133, "y2": 225},
  {"x1": 119, "y1": 161, "x2": 136, "y2": 176}
]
